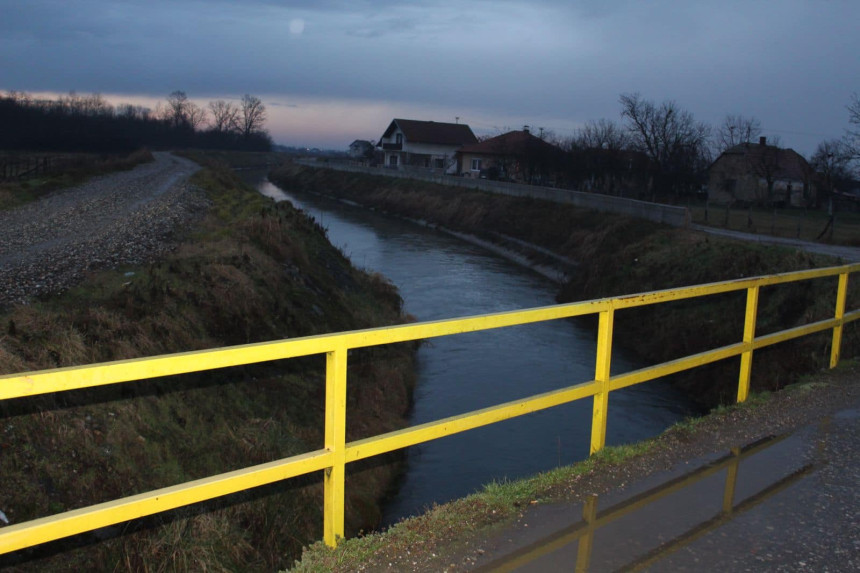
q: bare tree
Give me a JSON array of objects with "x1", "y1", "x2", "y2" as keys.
[
  {"x1": 619, "y1": 92, "x2": 711, "y2": 196},
  {"x1": 811, "y1": 139, "x2": 853, "y2": 192},
  {"x1": 716, "y1": 114, "x2": 762, "y2": 152},
  {"x1": 4, "y1": 90, "x2": 31, "y2": 104},
  {"x1": 238, "y1": 94, "x2": 267, "y2": 138},
  {"x1": 572, "y1": 118, "x2": 628, "y2": 151},
  {"x1": 847, "y1": 93, "x2": 860, "y2": 160},
  {"x1": 163, "y1": 90, "x2": 206, "y2": 129},
  {"x1": 164, "y1": 90, "x2": 191, "y2": 128},
  {"x1": 116, "y1": 103, "x2": 151, "y2": 121},
  {"x1": 186, "y1": 102, "x2": 207, "y2": 130},
  {"x1": 209, "y1": 100, "x2": 240, "y2": 133},
  {"x1": 811, "y1": 138, "x2": 852, "y2": 237}
]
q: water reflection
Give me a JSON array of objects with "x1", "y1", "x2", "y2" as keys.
[{"x1": 476, "y1": 431, "x2": 817, "y2": 572}]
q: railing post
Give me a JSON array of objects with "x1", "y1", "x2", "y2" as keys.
[
  {"x1": 323, "y1": 345, "x2": 348, "y2": 547},
  {"x1": 737, "y1": 286, "x2": 759, "y2": 403},
  {"x1": 590, "y1": 307, "x2": 614, "y2": 455},
  {"x1": 575, "y1": 494, "x2": 599, "y2": 572},
  {"x1": 830, "y1": 272, "x2": 849, "y2": 368},
  {"x1": 721, "y1": 447, "x2": 741, "y2": 514}
]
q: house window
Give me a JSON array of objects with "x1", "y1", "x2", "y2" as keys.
[
  {"x1": 389, "y1": 155, "x2": 398, "y2": 167},
  {"x1": 471, "y1": 158, "x2": 482, "y2": 171},
  {"x1": 396, "y1": 133, "x2": 403, "y2": 145},
  {"x1": 434, "y1": 158, "x2": 444, "y2": 169}
]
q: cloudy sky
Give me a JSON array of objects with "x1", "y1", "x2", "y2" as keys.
[{"x1": 2, "y1": 0, "x2": 858, "y2": 155}]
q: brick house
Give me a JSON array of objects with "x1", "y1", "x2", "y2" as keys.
[
  {"x1": 708, "y1": 137, "x2": 815, "y2": 207},
  {"x1": 456, "y1": 128, "x2": 564, "y2": 184},
  {"x1": 377, "y1": 119, "x2": 477, "y2": 173}
]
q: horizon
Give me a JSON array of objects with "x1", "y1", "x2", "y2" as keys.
[{"x1": 3, "y1": 1, "x2": 859, "y2": 157}]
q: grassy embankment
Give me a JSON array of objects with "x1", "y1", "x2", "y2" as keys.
[
  {"x1": 269, "y1": 163, "x2": 859, "y2": 408},
  {"x1": 689, "y1": 202, "x2": 860, "y2": 245},
  {"x1": 0, "y1": 149, "x2": 155, "y2": 210},
  {"x1": 0, "y1": 157, "x2": 415, "y2": 571}
]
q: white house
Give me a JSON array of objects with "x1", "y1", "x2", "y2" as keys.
[
  {"x1": 377, "y1": 118, "x2": 478, "y2": 174},
  {"x1": 348, "y1": 139, "x2": 375, "y2": 161}
]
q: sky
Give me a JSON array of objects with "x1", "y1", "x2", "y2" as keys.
[{"x1": 1, "y1": 0, "x2": 858, "y2": 155}]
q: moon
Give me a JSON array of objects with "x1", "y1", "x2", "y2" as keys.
[{"x1": 289, "y1": 18, "x2": 305, "y2": 35}]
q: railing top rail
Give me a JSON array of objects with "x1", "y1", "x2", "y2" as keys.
[
  {"x1": 1, "y1": 260, "x2": 857, "y2": 558},
  {"x1": 2, "y1": 263, "x2": 857, "y2": 403}
]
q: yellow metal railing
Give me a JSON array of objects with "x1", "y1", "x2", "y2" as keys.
[{"x1": 1, "y1": 263, "x2": 858, "y2": 554}]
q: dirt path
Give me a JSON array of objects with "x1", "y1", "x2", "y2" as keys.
[
  {"x1": 0, "y1": 152, "x2": 206, "y2": 307},
  {"x1": 692, "y1": 223, "x2": 860, "y2": 261}
]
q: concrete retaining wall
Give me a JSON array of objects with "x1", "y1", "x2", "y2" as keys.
[{"x1": 294, "y1": 159, "x2": 691, "y2": 228}]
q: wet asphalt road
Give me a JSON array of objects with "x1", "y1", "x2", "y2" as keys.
[{"x1": 472, "y1": 400, "x2": 859, "y2": 572}]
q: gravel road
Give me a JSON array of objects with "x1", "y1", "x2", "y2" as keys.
[{"x1": 0, "y1": 152, "x2": 207, "y2": 307}]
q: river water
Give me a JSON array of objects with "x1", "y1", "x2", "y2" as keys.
[{"x1": 247, "y1": 173, "x2": 695, "y2": 525}]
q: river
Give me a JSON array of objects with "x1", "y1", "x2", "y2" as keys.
[{"x1": 246, "y1": 172, "x2": 695, "y2": 526}]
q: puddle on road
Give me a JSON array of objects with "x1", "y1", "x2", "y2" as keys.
[{"x1": 474, "y1": 421, "x2": 830, "y2": 572}]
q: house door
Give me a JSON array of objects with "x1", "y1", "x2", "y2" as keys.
[{"x1": 389, "y1": 155, "x2": 399, "y2": 167}]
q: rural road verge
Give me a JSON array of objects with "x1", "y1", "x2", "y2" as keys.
[
  {"x1": 0, "y1": 152, "x2": 207, "y2": 307},
  {"x1": 692, "y1": 223, "x2": 860, "y2": 262}
]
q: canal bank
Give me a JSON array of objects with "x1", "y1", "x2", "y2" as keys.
[
  {"x1": 269, "y1": 162, "x2": 860, "y2": 410},
  {"x1": 246, "y1": 171, "x2": 696, "y2": 527},
  {"x1": 0, "y1": 160, "x2": 416, "y2": 572}
]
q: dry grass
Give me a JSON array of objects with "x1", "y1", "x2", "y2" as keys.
[
  {"x1": 0, "y1": 158, "x2": 416, "y2": 571},
  {"x1": 271, "y1": 163, "x2": 860, "y2": 409},
  {"x1": 0, "y1": 149, "x2": 155, "y2": 211},
  {"x1": 690, "y1": 203, "x2": 860, "y2": 245}
]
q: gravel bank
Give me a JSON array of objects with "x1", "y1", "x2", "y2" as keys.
[{"x1": 0, "y1": 152, "x2": 208, "y2": 307}]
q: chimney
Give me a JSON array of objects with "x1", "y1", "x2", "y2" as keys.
[
  {"x1": 759, "y1": 136, "x2": 767, "y2": 147},
  {"x1": 523, "y1": 125, "x2": 530, "y2": 134}
]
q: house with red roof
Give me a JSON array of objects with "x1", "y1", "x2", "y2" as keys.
[
  {"x1": 456, "y1": 127, "x2": 564, "y2": 184},
  {"x1": 377, "y1": 118, "x2": 477, "y2": 173},
  {"x1": 708, "y1": 137, "x2": 815, "y2": 207}
]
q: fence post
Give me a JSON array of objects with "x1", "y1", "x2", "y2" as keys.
[
  {"x1": 590, "y1": 307, "x2": 614, "y2": 454},
  {"x1": 737, "y1": 286, "x2": 760, "y2": 403},
  {"x1": 323, "y1": 344, "x2": 348, "y2": 547},
  {"x1": 830, "y1": 272, "x2": 849, "y2": 368}
]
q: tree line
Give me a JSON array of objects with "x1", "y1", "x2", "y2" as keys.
[
  {"x1": 0, "y1": 90, "x2": 272, "y2": 153},
  {"x1": 516, "y1": 92, "x2": 860, "y2": 202}
]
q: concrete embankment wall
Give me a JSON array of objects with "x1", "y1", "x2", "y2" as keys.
[{"x1": 295, "y1": 159, "x2": 691, "y2": 228}]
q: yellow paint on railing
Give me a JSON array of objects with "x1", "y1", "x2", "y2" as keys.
[
  {"x1": 1, "y1": 263, "x2": 858, "y2": 554},
  {"x1": 738, "y1": 286, "x2": 760, "y2": 403}
]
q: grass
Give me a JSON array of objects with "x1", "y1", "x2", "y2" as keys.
[
  {"x1": 689, "y1": 202, "x2": 860, "y2": 246},
  {"x1": 0, "y1": 148, "x2": 155, "y2": 210},
  {"x1": 0, "y1": 156, "x2": 416, "y2": 571},
  {"x1": 288, "y1": 377, "x2": 814, "y2": 572},
  {"x1": 272, "y1": 163, "x2": 860, "y2": 410},
  {"x1": 289, "y1": 438, "x2": 664, "y2": 572},
  {"x1": 669, "y1": 391, "x2": 771, "y2": 434}
]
